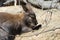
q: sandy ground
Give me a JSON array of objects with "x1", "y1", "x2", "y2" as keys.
[{"x1": 0, "y1": 6, "x2": 60, "y2": 40}]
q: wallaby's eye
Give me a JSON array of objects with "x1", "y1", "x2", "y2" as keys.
[
  {"x1": 29, "y1": 17, "x2": 32, "y2": 20},
  {"x1": 30, "y1": 15, "x2": 34, "y2": 18}
]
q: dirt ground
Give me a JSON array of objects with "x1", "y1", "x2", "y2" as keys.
[{"x1": 0, "y1": 6, "x2": 60, "y2": 40}]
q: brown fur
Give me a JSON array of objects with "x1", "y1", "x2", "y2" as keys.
[{"x1": 0, "y1": 12, "x2": 26, "y2": 29}]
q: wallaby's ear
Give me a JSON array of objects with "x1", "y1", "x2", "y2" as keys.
[
  {"x1": 20, "y1": 1, "x2": 35, "y2": 16},
  {"x1": 25, "y1": 3, "x2": 36, "y2": 15},
  {"x1": 26, "y1": 3, "x2": 33, "y2": 12},
  {"x1": 20, "y1": 0, "x2": 27, "y2": 12}
]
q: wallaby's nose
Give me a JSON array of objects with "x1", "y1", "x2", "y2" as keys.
[{"x1": 32, "y1": 24, "x2": 42, "y2": 30}]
